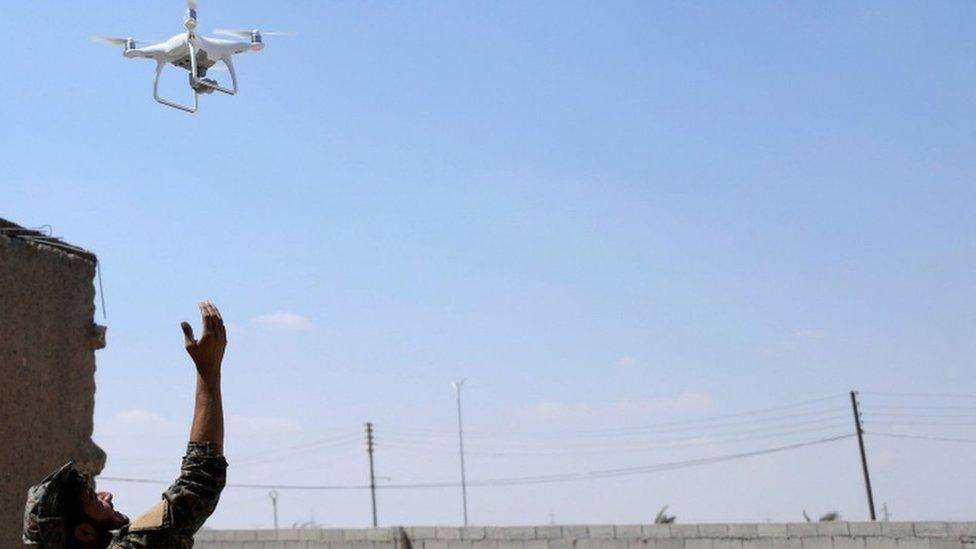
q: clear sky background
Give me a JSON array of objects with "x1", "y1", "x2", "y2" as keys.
[{"x1": 3, "y1": 0, "x2": 975, "y2": 529}]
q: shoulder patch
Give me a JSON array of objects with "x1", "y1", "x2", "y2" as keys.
[{"x1": 129, "y1": 500, "x2": 168, "y2": 531}]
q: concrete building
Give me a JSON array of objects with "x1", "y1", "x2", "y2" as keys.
[{"x1": 0, "y1": 218, "x2": 106, "y2": 547}]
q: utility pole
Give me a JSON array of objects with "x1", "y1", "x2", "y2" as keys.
[
  {"x1": 850, "y1": 390, "x2": 877, "y2": 521},
  {"x1": 452, "y1": 379, "x2": 469, "y2": 526},
  {"x1": 366, "y1": 422, "x2": 378, "y2": 527},
  {"x1": 268, "y1": 489, "x2": 279, "y2": 531}
]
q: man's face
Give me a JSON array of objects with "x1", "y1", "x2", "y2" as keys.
[{"x1": 79, "y1": 481, "x2": 129, "y2": 530}]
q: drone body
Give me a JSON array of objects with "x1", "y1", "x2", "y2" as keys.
[{"x1": 94, "y1": 1, "x2": 286, "y2": 113}]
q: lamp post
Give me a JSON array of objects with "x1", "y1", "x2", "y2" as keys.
[
  {"x1": 452, "y1": 379, "x2": 469, "y2": 526},
  {"x1": 268, "y1": 489, "x2": 279, "y2": 531}
]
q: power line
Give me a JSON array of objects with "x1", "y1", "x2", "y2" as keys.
[
  {"x1": 379, "y1": 422, "x2": 853, "y2": 457},
  {"x1": 865, "y1": 432, "x2": 976, "y2": 444},
  {"x1": 863, "y1": 419, "x2": 976, "y2": 427},
  {"x1": 868, "y1": 404, "x2": 976, "y2": 411},
  {"x1": 383, "y1": 408, "x2": 852, "y2": 444},
  {"x1": 860, "y1": 391, "x2": 976, "y2": 399},
  {"x1": 379, "y1": 414, "x2": 853, "y2": 453},
  {"x1": 867, "y1": 412, "x2": 976, "y2": 419},
  {"x1": 99, "y1": 433, "x2": 852, "y2": 491},
  {"x1": 387, "y1": 395, "x2": 850, "y2": 439}
]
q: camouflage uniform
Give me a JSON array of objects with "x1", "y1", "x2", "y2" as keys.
[{"x1": 25, "y1": 442, "x2": 227, "y2": 549}]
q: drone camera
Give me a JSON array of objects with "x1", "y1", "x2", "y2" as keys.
[
  {"x1": 184, "y1": 8, "x2": 198, "y2": 30},
  {"x1": 249, "y1": 31, "x2": 264, "y2": 51}
]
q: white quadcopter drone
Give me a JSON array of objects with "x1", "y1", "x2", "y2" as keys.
[{"x1": 92, "y1": 0, "x2": 288, "y2": 113}]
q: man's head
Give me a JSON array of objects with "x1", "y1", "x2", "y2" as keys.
[{"x1": 24, "y1": 462, "x2": 129, "y2": 549}]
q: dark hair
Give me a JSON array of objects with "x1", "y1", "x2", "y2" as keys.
[{"x1": 60, "y1": 473, "x2": 90, "y2": 549}]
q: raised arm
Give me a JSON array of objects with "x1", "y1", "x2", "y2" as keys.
[
  {"x1": 121, "y1": 302, "x2": 228, "y2": 543},
  {"x1": 181, "y1": 301, "x2": 226, "y2": 453}
]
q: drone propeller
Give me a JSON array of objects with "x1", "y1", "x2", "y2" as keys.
[
  {"x1": 90, "y1": 35, "x2": 153, "y2": 47},
  {"x1": 214, "y1": 29, "x2": 294, "y2": 38}
]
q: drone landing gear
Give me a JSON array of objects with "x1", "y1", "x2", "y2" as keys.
[{"x1": 153, "y1": 42, "x2": 238, "y2": 113}]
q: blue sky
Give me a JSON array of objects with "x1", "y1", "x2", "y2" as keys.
[{"x1": 3, "y1": 0, "x2": 975, "y2": 528}]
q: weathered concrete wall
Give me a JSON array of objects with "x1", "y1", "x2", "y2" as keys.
[
  {"x1": 0, "y1": 219, "x2": 106, "y2": 548},
  {"x1": 193, "y1": 523, "x2": 976, "y2": 549}
]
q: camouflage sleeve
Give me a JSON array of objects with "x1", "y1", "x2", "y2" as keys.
[
  {"x1": 163, "y1": 441, "x2": 228, "y2": 537},
  {"x1": 110, "y1": 443, "x2": 227, "y2": 548}
]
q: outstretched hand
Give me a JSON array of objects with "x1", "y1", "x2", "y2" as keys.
[{"x1": 181, "y1": 301, "x2": 226, "y2": 379}]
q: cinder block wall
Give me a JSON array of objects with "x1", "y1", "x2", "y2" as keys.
[
  {"x1": 0, "y1": 219, "x2": 106, "y2": 547},
  {"x1": 193, "y1": 523, "x2": 976, "y2": 549}
]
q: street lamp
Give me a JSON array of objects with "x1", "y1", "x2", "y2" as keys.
[
  {"x1": 268, "y1": 489, "x2": 279, "y2": 532},
  {"x1": 452, "y1": 379, "x2": 469, "y2": 526}
]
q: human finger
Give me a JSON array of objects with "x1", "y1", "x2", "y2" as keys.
[
  {"x1": 199, "y1": 302, "x2": 214, "y2": 334},
  {"x1": 181, "y1": 321, "x2": 196, "y2": 347}
]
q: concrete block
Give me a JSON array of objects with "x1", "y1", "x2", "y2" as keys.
[
  {"x1": 345, "y1": 530, "x2": 370, "y2": 541},
  {"x1": 616, "y1": 526, "x2": 645, "y2": 539},
  {"x1": 700, "y1": 525, "x2": 730, "y2": 538},
  {"x1": 574, "y1": 539, "x2": 599, "y2": 549},
  {"x1": 833, "y1": 537, "x2": 866, "y2": 549},
  {"x1": 548, "y1": 538, "x2": 576, "y2": 549},
  {"x1": 742, "y1": 538, "x2": 788, "y2": 549},
  {"x1": 800, "y1": 537, "x2": 832, "y2": 549},
  {"x1": 257, "y1": 529, "x2": 281, "y2": 541},
  {"x1": 582, "y1": 539, "x2": 628, "y2": 549},
  {"x1": 425, "y1": 540, "x2": 450, "y2": 549},
  {"x1": 590, "y1": 526, "x2": 617, "y2": 539},
  {"x1": 915, "y1": 524, "x2": 948, "y2": 538},
  {"x1": 787, "y1": 524, "x2": 819, "y2": 538},
  {"x1": 729, "y1": 525, "x2": 759, "y2": 539},
  {"x1": 928, "y1": 541, "x2": 964, "y2": 549},
  {"x1": 330, "y1": 541, "x2": 364, "y2": 549},
  {"x1": 817, "y1": 524, "x2": 850, "y2": 537},
  {"x1": 535, "y1": 527, "x2": 563, "y2": 540},
  {"x1": 946, "y1": 524, "x2": 976, "y2": 538},
  {"x1": 849, "y1": 524, "x2": 883, "y2": 538},
  {"x1": 628, "y1": 540, "x2": 649, "y2": 549},
  {"x1": 299, "y1": 529, "x2": 323, "y2": 541},
  {"x1": 647, "y1": 539, "x2": 683, "y2": 549},
  {"x1": 572, "y1": 538, "x2": 612, "y2": 549},
  {"x1": 865, "y1": 538, "x2": 894, "y2": 549},
  {"x1": 643, "y1": 525, "x2": 672, "y2": 539},
  {"x1": 685, "y1": 539, "x2": 714, "y2": 549},
  {"x1": 881, "y1": 524, "x2": 915, "y2": 538},
  {"x1": 757, "y1": 525, "x2": 788, "y2": 538},
  {"x1": 368, "y1": 528, "x2": 396, "y2": 542},
  {"x1": 277, "y1": 529, "x2": 303, "y2": 541},
  {"x1": 447, "y1": 541, "x2": 477, "y2": 549},
  {"x1": 524, "y1": 540, "x2": 550, "y2": 549},
  {"x1": 563, "y1": 527, "x2": 590, "y2": 539},
  {"x1": 505, "y1": 527, "x2": 538, "y2": 540},
  {"x1": 321, "y1": 530, "x2": 348, "y2": 541},
  {"x1": 670, "y1": 525, "x2": 701, "y2": 538},
  {"x1": 462, "y1": 528, "x2": 488, "y2": 541},
  {"x1": 896, "y1": 539, "x2": 930, "y2": 549},
  {"x1": 468, "y1": 542, "x2": 498, "y2": 549},
  {"x1": 714, "y1": 540, "x2": 744, "y2": 549},
  {"x1": 409, "y1": 528, "x2": 439, "y2": 540},
  {"x1": 437, "y1": 528, "x2": 463, "y2": 540}
]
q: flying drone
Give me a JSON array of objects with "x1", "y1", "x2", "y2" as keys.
[{"x1": 92, "y1": 0, "x2": 288, "y2": 113}]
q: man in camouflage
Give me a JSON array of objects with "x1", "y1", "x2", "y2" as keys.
[{"x1": 24, "y1": 302, "x2": 228, "y2": 549}]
